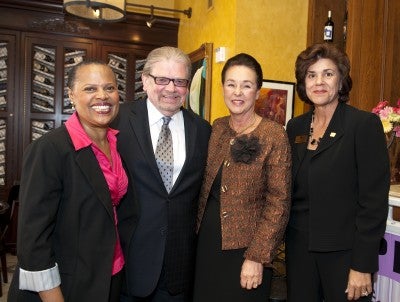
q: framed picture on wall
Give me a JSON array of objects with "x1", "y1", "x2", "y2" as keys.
[
  {"x1": 187, "y1": 43, "x2": 213, "y2": 121},
  {"x1": 255, "y1": 80, "x2": 295, "y2": 127},
  {"x1": 207, "y1": 0, "x2": 214, "y2": 10}
]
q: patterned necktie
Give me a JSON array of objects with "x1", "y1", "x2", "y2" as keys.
[{"x1": 155, "y1": 116, "x2": 174, "y2": 192}]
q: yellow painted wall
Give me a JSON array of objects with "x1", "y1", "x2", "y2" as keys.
[{"x1": 176, "y1": 0, "x2": 309, "y2": 122}]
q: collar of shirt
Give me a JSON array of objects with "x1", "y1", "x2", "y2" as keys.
[
  {"x1": 64, "y1": 112, "x2": 119, "y2": 151},
  {"x1": 146, "y1": 99, "x2": 184, "y2": 129}
]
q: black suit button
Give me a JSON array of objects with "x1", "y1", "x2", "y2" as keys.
[{"x1": 160, "y1": 227, "x2": 166, "y2": 236}]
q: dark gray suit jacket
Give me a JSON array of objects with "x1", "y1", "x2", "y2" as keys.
[
  {"x1": 115, "y1": 99, "x2": 211, "y2": 296},
  {"x1": 286, "y1": 102, "x2": 389, "y2": 272}
]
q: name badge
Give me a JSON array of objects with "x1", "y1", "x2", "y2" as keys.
[{"x1": 295, "y1": 135, "x2": 308, "y2": 144}]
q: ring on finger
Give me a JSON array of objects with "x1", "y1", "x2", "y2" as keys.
[{"x1": 362, "y1": 291, "x2": 369, "y2": 296}]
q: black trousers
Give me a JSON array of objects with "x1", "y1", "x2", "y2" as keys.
[
  {"x1": 110, "y1": 270, "x2": 123, "y2": 302},
  {"x1": 285, "y1": 226, "x2": 372, "y2": 302},
  {"x1": 120, "y1": 267, "x2": 186, "y2": 302}
]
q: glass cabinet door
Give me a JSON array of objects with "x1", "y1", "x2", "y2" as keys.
[
  {"x1": 32, "y1": 45, "x2": 56, "y2": 113},
  {"x1": 24, "y1": 36, "x2": 93, "y2": 146},
  {"x1": 99, "y1": 43, "x2": 148, "y2": 103},
  {"x1": 0, "y1": 33, "x2": 16, "y2": 190},
  {"x1": 63, "y1": 48, "x2": 86, "y2": 114}
]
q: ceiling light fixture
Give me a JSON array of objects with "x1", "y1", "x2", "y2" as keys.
[
  {"x1": 146, "y1": 5, "x2": 156, "y2": 28},
  {"x1": 63, "y1": 1, "x2": 192, "y2": 23},
  {"x1": 64, "y1": 0, "x2": 126, "y2": 22}
]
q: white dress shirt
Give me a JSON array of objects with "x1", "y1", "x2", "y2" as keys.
[
  {"x1": 147, "y1": 100, "x2": 186, "y2": 186},
  {"x1": 19, "y1": 263, "x2": 61, "y2": 291}
]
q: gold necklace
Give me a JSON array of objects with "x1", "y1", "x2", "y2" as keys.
[{"x1": 229, "y1": 114, "x2": 257, "y2": 145}]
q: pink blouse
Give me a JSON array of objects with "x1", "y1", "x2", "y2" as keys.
[{"x1": 65, "y1": 112, "x2": 128, "y2": 275}]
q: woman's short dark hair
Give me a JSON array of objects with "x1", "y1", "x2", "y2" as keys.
[
  {"x1": 221, "y1": 53, "x2": 263, "y2": 89},
  {"x1": 67, "y1": 59, "x2": 115, "y2": 89},
  {"x1": 295, "y1": 43, "x2": 352, "y2": 104}
]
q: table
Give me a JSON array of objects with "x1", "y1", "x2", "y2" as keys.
[{"x1": 373, "y1": 191, "x2": 400, "y2": 302}]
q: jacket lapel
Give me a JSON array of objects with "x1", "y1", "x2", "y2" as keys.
[
  {"x1": 128, "y1": 100, "x2": 165, "y2": 187},
  {"x1": 170, "y1": 108, "x2": 196, "y2": 193},
  {"x1": 75, "y1": 148, "x2": 114, "y2": 219},
  {"x1": 313, "y1": 103, "x2": 345, "y2": 156},
  {"x1": 292, "y1": 112, "x2": 312, "y2": 180},
  {"x1": 292, "y1": 104, "x2": 346, "y2": 180}
]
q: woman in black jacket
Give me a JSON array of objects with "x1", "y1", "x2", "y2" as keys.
[
  {"x1": 285, "y1": 43, "x2": 390, "y2": 301},
  {"x1": 8, "y1": 60, "x2": 129, "y2": 302}
]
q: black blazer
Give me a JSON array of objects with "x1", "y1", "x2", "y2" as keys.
[
  {"x1": 286, "y1": 103, "x2": 390, "y2": 272},
  {"x1": 114, "y1": 99, "x2": 211, "y2": 296},
  {"x1": 8, "y1": 126, "x2": 126, "y2": 301}
]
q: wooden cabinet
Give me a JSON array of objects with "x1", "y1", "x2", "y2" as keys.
[
  {"x1": 22, "y1": 36, "x2": 149, "y2": 145},
  {"x1": 308, "y1": 0, "x2": 400, "y2": 112},
  {"x1": 0, "y1": 32, "x2": 18, "y2": 193},
  {"x1": 346, "y1": 0, "x2": 400, "y2": 111},
  {"x1": 0, "y1": 0, "x2": 179, "y2": 199},
  {"x1": 307, "y1": 0, "x2": 347, "y2": 50},
  {"x1": 97, "y1": 42, "x2": 148, "y2": 103},
  {"x1": 23, "y1": 35, "x2": 94, "y2": 147}
]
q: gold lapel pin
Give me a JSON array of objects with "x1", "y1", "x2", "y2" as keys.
[{"x1": 330, "y1": 132, "x2": 336, "y2": 137}]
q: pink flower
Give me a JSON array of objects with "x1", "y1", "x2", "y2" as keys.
[
  {"x1": 372, "y1": 100, "x2": 388, "y2": 114},
  {"x1": 394, "y1": 125, "x2": 400, "y2": 138},
  {"x1": 380, "y1": 106, "x2": 393, "y2": 119},
  {"x1": 372, "y1": 100, "x2": 400, "y2": 136}
]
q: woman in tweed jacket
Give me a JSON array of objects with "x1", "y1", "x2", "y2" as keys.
[{"x1": 193, "y1": 53, "x2": 291, "y2": 302}]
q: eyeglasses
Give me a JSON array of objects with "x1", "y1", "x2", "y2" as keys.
[{"x1": 148, "y1": 74, "x2": 190, "y2": 87}]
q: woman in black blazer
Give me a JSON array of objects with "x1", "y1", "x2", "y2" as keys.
[
  {"x1": 285, "y1": 43, "x2": 390, "y2": 301},
  {"x1": 8, "y1": 60, "x2": 129, "y2": 301}
]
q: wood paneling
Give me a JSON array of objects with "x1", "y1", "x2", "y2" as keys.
[
  {"x1": 308, "y1": 0, "x2": 400, "y2": 112},
  {"x1": 307, "y1": 0, "x2": 347, "y2": 49},
  {"x1": 384, "y1": 0, "x2": 400, "y2": 105},
  {"x1": 346, "y1": 0, "x2": 386, "y2": 111}
]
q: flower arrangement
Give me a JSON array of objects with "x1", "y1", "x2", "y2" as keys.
[
  {"x1": 373, "y1": 100, "x2": 400, "y2": 183},
  {"x1": 372, "y1": 100, "x2": 400, "y2": 147}
]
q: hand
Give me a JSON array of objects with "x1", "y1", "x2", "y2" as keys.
[
  {"x1": 345, "y1": 269, "x2": 372, "y2": 300},
  {"x1": 240, "y1": 259, "x2": 263, "y2": 290},
  {"x1": 38, "y1": 286, "x2": 64, "y2": 302}
]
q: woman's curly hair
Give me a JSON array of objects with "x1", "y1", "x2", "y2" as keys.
[{"x1": 295, "y1": 43, "x2": 352, "y2": 104}]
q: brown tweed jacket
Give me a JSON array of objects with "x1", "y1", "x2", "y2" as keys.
[{"x1": 197, "y1": 116, "x2": 291, "y2": 266}]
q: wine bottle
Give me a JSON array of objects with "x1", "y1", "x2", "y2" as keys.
[{"x1": 323, "y1": 10, "x2": 334, "y2": 42}]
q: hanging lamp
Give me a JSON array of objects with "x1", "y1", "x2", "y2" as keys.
[{"x1": 63, "y1": 0, "x2": 126, "y2": 22}]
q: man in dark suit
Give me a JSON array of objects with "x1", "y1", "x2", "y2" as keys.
[{"x1": 115, "y1": 46, "x2": 211, "y2": 302}]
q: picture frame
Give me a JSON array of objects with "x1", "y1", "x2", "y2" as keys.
[
  {"x1": 255, "y1": 79, "x2": 295, "y2": 127},
  {"x1": 207, "y1": 0, "x2": 214, "y2": 11},
  {"x1": 187, "y1": 43, "x2": 213, "y2": 121}
]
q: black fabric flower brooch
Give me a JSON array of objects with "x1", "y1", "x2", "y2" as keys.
[{"x1": 230, "y1": 135, "x2": 261, "y2": 164}]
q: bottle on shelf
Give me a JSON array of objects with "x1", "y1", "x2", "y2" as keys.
[{"x1": 323, "y1": 10, "x2": 334, "y2": 42}]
